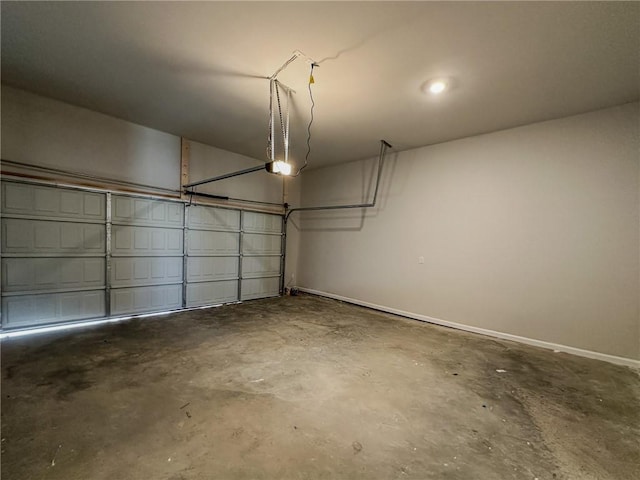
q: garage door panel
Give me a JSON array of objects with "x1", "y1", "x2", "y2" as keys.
[
  {"x1": 241, "y1": 277, "x2": 280, "y2": 301},
  {"x1": 184, "y1": 204, "x2": 241, "y2": 307},
  {"x1": 187, "y1": 205, "x2": 239, "y2": 231},
  {"x1": 112, "y1": 196, "x2": 183, "y2": 227},
  {"x1": 112, "y1": 226, "x2": 183, "y2": 256},
  {"x1": 2, "y1": 182, "x2": 31, "y2": 211},
  {"x1": 1, "y1": 181, "x2": 286, "y2": 328},
  {"x1": 2, "y1": 290, "x2": 105, "y2": 328},
  {"x1": 186, "y1": 280, "x2": 238, "y2": 307},
  {"x1": 2, "y1": 219, "x2": 105, "y2": 254},
  {"x1": 4, "y1": 294, "x2": 57, "y2": 325},
  {"x1": 111, "y1": 257, "x2": 183, "y2": 287},
  {"x1": 239, "y1": 212, "x2": 282, "y2": 300},
  {"x1": 242, "y1": 233, "x2": 281, "y2": 256},
  {"x1": 109, "y1": 195, "x2": 185, "y2": 316},
  {"x1": 2, "y1": 182, "x2": 105, "y2": 221},
  {"x1": 2, "y1": 258, "x2": 105, "y2": 292},
  {"x1": 110, "y1": 285, "x2": 182, "y2": 315},
  {"x1": 188, "y1": 230, "x2": 239, "y2": 256},
  {"x1": 187, "y1": 257, "x2": 238, "y2": 282},
  {"x1": 243, "y1": 212, "x2": 282, "y2": 234},
  {"x1": 242, "y1": 256, "x2": 281, "y2": 279}
]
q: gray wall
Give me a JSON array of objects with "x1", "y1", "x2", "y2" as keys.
[
  {"x1": 1, "y1": 85, "x2": 181, "y2": 191},
  {"x1": 1, "y1": 86, "x2": 285, "y2": 206},
  {"x1": 283, "y1": 176, "x2": 302, "y2": 289},
  {"x1": 294, "y1": 103, "x2": 639, "y2": 361}
]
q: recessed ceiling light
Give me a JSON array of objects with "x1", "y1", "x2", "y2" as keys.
[
  {"x1": 429, "y1": 81, "x2": 447, "y2": 94},
  {"x1": 422, "y1": 78, "x2": 449, "y2": 95}
]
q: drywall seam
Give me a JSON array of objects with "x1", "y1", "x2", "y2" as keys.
[{"x1": 299, "y1": 288, "x2": 640, "y2": 369}]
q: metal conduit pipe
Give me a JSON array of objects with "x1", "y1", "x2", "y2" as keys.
[
  {"x1": 284, "y1": 140, "x2": 391, "y2": 222},
  {"x1": 280, "y1": 140, "x2": 392, "y2": 294}
]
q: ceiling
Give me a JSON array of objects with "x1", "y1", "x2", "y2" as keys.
[{"x1": 2, "y1": 2, "x2": 639, "y2": 169}]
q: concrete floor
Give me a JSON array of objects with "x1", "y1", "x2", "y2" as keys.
[{"x1": 1, "y1": 294, "x2": 638, "y2": 480}]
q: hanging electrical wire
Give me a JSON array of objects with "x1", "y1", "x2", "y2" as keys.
[{"x1": 293, "y1": 62, "x2": 317, "y2": 177}]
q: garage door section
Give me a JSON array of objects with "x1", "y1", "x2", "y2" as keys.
[
  {"x1": 110, "y1": 195, "x2": 184, "y2": 315},
  {"x1": 1, "y1": 181, "x2": 106, "y2": 328},
  {"x1": 185, "y1": 205, "x2": 240, "y2": 307},
  {"x1": 1, "y1": 182, "x2": 283, "y2": 328},
  {"x1": 241, "y1": 212, "x2": 282, "y2": 300}
]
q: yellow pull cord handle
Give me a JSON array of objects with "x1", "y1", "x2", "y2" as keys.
[{"x1": 309, "y1": 63, "x2": 317, "y2": 85}]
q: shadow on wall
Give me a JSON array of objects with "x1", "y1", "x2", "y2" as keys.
[{"x1": 289, "y1": 151, "x2": 399, "y2": 233}]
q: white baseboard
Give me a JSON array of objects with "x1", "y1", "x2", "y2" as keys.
[{"x1": 298, "y1": 288, "x2": 640, "y2": 369}]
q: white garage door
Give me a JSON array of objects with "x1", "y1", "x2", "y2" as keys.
[
  {"x1": 184, "y1": 207, "x2": 284, "y2": 306},
  {"x1": 1, "y1": 181, "x2": 107, "y2": 328},
  {"x1": 109, "y1": 194, "x2": 184, "y2": 315},
  {"x1": 1, "y1": 180, "x2": 284, "y2": 329},
  {"x1": 241, "y1": 211, "x2": 282, "y2": 300},
  {"x1": 185, "y1": 204, "x2": 240, "y2": 307}
]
